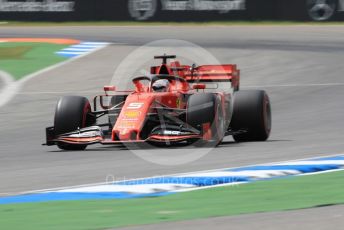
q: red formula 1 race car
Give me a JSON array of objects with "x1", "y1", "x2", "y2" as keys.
[{"x1": 44, "y1": 55, "x2": 271, "y2": 150}]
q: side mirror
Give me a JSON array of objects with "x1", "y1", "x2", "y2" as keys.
[
  {"x1": 104, "y1": 85, "x2": 116, "y2": 95},
  {"x1": 193, "y1": 84, "x2": 206, "y2": 90}
]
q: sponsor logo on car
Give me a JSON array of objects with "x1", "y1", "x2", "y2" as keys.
[
  {"x1": 176, "y1": 98, "x2": 181, "y2": 108},
  {"x1": 124, "y1": 110, "x2": 141, "y2": 119},
  {"x1": 162, "y1": 130, "x2": 191, "y2": 135},
  {"x1": 118, "y1": 121, "x2": 137, "y2": 129},
  {"x1": 127, "y1": 102, "x2": 144, "y2": 109}
]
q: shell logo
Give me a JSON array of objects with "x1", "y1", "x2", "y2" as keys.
[
  {"x1": 176, "y1": 98, "x2": 181, "y2": 108},
  {"x1": 124, "y1": 110, "x2": 141, "y2": 119}
]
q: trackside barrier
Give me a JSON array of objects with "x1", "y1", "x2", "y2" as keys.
[{"x1": 0, "y1": 0, "x2": 343, "y2": 22}]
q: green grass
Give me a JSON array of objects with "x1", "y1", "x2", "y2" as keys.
[
  {"x1": 0, "y1": 46, "x2": 33, "y2": 59},
  {"x1": 1, "y1": 170, "x2": 344, "y2": 230},
  {"x1": 1, "y1": 21, "x2": 344, "y2": 27},
  {"x1": 0, "y1": 42, "x2": 68, "y2": 80}
]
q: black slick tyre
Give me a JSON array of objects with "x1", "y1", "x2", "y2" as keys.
[
  {"x1": 187, "y1": 93, "x2": 225, "y2": 146},
  {"x1": 231, "y1": 90, "x2": 271, "y2": 142},
  {"x1": 54, "y1": 96, "x2": 93, "y2": 150}
]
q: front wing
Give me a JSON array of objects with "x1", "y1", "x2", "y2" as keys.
[{"x1": 45, "y1": 126, "x2": 202, "y2": 146}]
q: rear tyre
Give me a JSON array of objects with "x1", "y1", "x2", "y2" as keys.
[
  {"x1": 187, "y1": 93, "x2": 225, "y2": 146},
  {"x1": 54, "y1": 96, "x2": 94, "y2": 150},
  {"x1": 231, "y1": 90, "x2": 271, "y2": 142}
]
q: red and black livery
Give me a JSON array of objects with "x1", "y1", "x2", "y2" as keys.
[{"x1": 45, "y1": 55, "x2": 271, "y2": 150}]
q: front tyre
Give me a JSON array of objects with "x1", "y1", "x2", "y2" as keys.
[
  {"x1": 187, "y1": 93, "x2": 225, "y2": 146},
  {"x1": 54, "y1": 96, "x2": 94, "y2": 150},
  {"x1": 231, "y1": 90, "x2": 271, "y2": 142}
]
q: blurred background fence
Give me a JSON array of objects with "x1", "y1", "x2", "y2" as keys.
[{"x1": 0, "y1": 0, "x2": 343, "y2": 22}]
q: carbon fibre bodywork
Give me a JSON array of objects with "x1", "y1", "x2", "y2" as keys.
[{"x1": 45, "y1": 55, "x2": 254, "y2": 148}]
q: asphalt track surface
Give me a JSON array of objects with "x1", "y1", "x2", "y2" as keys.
[
  {"x1": 1, "y1": 25, "x2": 344, "y2": 229},
  {"x1": 0, "y1": 78, "x2": 4, "y2": 89}
]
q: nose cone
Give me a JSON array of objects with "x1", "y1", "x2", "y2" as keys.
[
  {"x1": 116, "y1": 129, "x2": 138, "y2": 141},
  {"x1": 112, "y1": 94, "x2": 154, "y2": 141}
]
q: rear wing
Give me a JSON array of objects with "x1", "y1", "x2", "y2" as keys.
[
  {"x1": 185, "y1": 64, "x2": 240, "y2": 90},
  {"x1": 150, "y1": 62, "x2": 240, "y2": 90}
]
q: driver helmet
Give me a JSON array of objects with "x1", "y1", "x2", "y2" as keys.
[{"x1": 152, "y1": 79, "x2": 170, "y2": 92}]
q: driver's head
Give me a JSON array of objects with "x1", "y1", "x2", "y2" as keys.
[{"x1": 152, "y1": 79, "x2": 169, "y2": 92}]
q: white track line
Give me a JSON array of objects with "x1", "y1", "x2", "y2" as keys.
[
  {"x1": 0, "y1": 71, "x2": 17, "y2": 106},
  {"x1": 0, "y1": 44, "x2": 110, "y2": 108},
  {"x1": 295, "y1": 168, "x2": 344, "y2": 177},
  {"x1": 178, "y1": 168, "x2": 344, "y2": 193},
  {"x1": 175, "y1": 181, "x2": 249, "y2": 193},
  {"x1": 243, "y1": 82, "x2": 344, "y2": 88},
  {"x1": 0, "y1": 70, "x2": 14, "y2": 90},
  {"x1": 2, "y1": 153, "x2": 343, "y2": 197}
]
